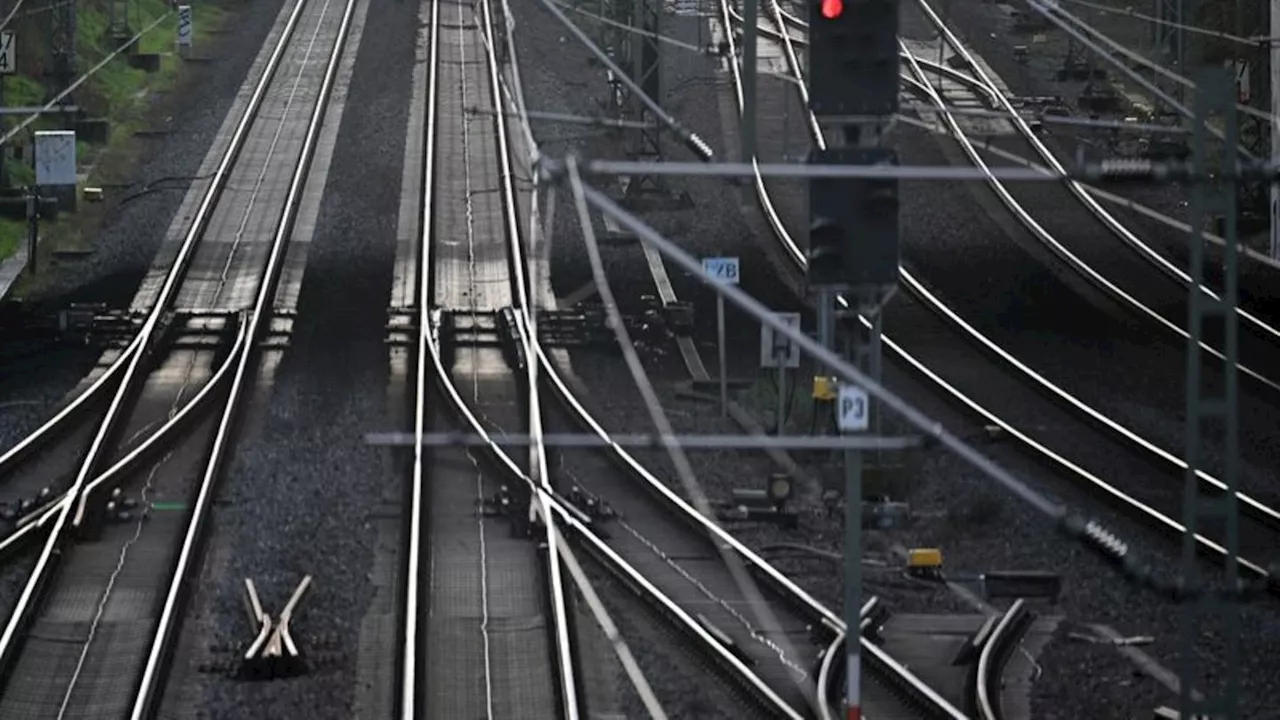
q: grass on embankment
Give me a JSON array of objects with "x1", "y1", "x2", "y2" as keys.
[{"x1": 0, "y1": 0, "x2": 229, "y2": 282}]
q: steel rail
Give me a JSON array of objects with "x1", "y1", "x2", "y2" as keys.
[
  {"x1": 912, "y1": 0, "x2": 1280, "y2": 348},
  {"x1": 73, "y1": 316, "x2": 250, "y2": 526},
  {"x1": 401, "y1": 0, "x2": 578, "y2": 712},
  {"x1": 488, "y1": 2, "x2": 953, "y2": 713},
  {"x1": 475, "y1": 0, "x2": 580, "y2": 711},
  {"x1": 727, "y1": 0, "x2": 1279, "y2": 588},
  {"x1": 727, "y1": 4, "x2": 1000, "y2": 108},
  {"x1": 893, "y1": 51, "x2": 1280, "y2": 524},
  {"x1": 891, "y1": 37, "x2": 1280, "y2": 543},
  {"x1": 129, "y1": 0, "x2": 358, "y2": 713},
  {"x1": 0, "y1": 0, "x2": 316, "y2": 685},
  {"x1": 0, "y1": 336, "x2": 142, "y2": 478},
  {"x1": 420, "y1": 311, "x2": 804, "y2": 718},
  {"x1": 771, "y1": 1, "x2": 1280, "y2": 274},
  {"x1": 400, "y1": 0, "x2": 440, "y2": 709},
  {"x1": 975, "y1": 599, "x2": 1030, "y2": 720},
  {"x1": 0, "y1": 318, "x2": 250, "y2": 559}
]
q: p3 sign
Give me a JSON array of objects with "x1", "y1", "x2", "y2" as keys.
[{"x1": 837, "y1": 384, "x2": 869, "y2": 432}]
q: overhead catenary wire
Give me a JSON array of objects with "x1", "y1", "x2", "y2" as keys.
[
  {"x1": 539, "y1": 155, "x2": 1280, "y2": 183},
  {"x1": 1049, "y1": 0, "x2": 1261, "y2": 47},
  {"x1": 0, "y1": 10, "x2": 172, "y2": 147},
  {"x1": 564, "y1": 156, "x2": 824, "y2": 717},
  {"x1": 890, "y1": 110, "x2": 1280, "y2": 271},
  {"x1": 1024, "y1": 0, "x2": 1272, "y2": 135},
  {"x1": 531, "y1": 0, "x2": 714, "y2": 161},
  {"x1": 557, "y1": 166, "x2": 1278, "y2": 601}
]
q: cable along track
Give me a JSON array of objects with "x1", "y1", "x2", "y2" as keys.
[
  {"x1": 0, "y1": 0, "x2": 357, "y2": 715},
  {"x1": 716, "y1": 0, "x2": 1280, "y2": 591}
]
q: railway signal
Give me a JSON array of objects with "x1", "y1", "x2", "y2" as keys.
[
  {"x1": 807, "y1": 0, "x2": 899, "y2": 119},
  {"x1": 807, "y1": 147, "x2": 900, "y2": 290},
  {"x1": 806, "y1": 3, "x2": 901, "y2": 718}
]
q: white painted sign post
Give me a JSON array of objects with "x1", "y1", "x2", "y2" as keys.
[
  {"x1": 759, "y1": 311, "x2": 801, "y2": 435},
  {"x1": 0, "y1": 31, "x2": 15, "y2": 75},
  {"x1": 177, "y1": 6, "x2": 193, "y2": 55},
  {"x1": 702, "y1": 256, "x2": 740, "y2": 416},
  {"x1": 837, "y1": 384, "x2": 870, "y2": 432},
  {"x1": 34, "y1": 130, "x2": 77, "y2": 186}
]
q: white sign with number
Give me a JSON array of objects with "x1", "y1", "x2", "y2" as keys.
[
  {"x1": 35, "y1": 130, "x2": 77, "y2": 186},
  {"x1": 701, "y1": 256, "x2": 740, "y2": 285},
  {"x1": 0, "y1": 31, "x2": 14, "y2": 75},
  {"x1": 177, "y1": 6, "x2": 193, "y2": 47},
  {"x1": 837, "y1": 384, "x2": 870, "y2": 432},
  {"x1": 759, "y1": 312, "x2": 801, "y2": 369}
]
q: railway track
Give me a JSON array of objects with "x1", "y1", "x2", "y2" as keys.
[
  {"x1": 715, "y1": 0, "x2": 1280, "y2": 593},
  {"x1": 401, "y1": 0, "x2": 573, "y2": 714},
  {"x1": 397, "y1": 1, "x2": 971, "y2": 717},
  {"x1": 973, "y1": 600, "x2": 1033, "y2": 720},
  {"x1": 0, "y1": 0, "x2": 356, "y2": 714}
]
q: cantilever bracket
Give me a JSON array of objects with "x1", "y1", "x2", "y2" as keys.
[{"x1": 240, "y1": 574, "x2": 314, "y2": 680}]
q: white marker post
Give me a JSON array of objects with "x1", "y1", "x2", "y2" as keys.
[
  {"x1": 759, "y1": 312, "x2": 801, "y2": 435},
  {"x1": 0, "y1": 31, "x2": 15, "y2": 76},
  {"x1": 702, "y1": 256, "x2": 739, "y2": 416},
  {"x1": 176, "y1": 6, "x2": 193, "y2": 57}
]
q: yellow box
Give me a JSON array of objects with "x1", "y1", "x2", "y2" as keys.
[
  {"x1": 812, "y1": 375, "x2": 837, "y2": 401},
  {"x1": 906, "y1": 548, "x2": 943, "y2": 569}
]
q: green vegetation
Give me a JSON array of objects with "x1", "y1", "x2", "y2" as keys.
[{"x1": 0, "y1": 0, "x2": 230, "y2": 271}]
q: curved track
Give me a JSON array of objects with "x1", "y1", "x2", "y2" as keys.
[
  {"x1": 717, "y1": 0, "x2": 1280, "y2": 590},
  {"x1": 399, "y1": 2, "x2": 973, "y2": 717}
]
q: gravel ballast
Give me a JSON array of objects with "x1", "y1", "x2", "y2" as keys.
[
  {"x1": 147, "y1": 0, "x2": 421, "y2": 715},
  {"x1": 512, "y1": 2, "x2": 1280, "y2": 719}
]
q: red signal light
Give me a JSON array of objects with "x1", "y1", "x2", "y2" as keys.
[{"x1": 820, "y1": 0, "x2": 844, "y2": 19}]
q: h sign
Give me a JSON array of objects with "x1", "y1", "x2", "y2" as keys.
[
  {"x1": 837, "y1": 384, "x2": 869, "y2": 432},
  {"x1": 701, "y1": 257, "x2": 740, "y2": 285}
]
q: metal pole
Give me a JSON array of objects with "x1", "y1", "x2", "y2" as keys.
[
  {"x1": 25, "y1": 187, "x2": 36, "y2": 275},
  {"x1": 741, "y1": 0, "x2": 757, "y2": 163},
  {"x1": 1181, "y1": 67, "x2": 1241, "y2": 720},
  {"x1": 843, "y1": 319, "x2": 863, "y2": 720},
  {"x1": 776, "y1": 360, "x2": 785, "y2": 435},
  {"x1": 718, "y1": 293, "x2": 728, "y2": 417},
  {"x1": 1270, "y1": 0, "x2": 1280, "y2": 258}
]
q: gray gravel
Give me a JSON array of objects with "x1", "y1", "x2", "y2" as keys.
[
  {"x1": 149, "y1": 1, "x2": 420, "y2": 716},
  {"x1": 514, "y1": 3, "x2": 1280, "y2": 720},
  {"x1": 576, "y1": 556, "x2": 774, "y2": 719}
]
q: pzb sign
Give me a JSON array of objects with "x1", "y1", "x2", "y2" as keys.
[{"x1": 701, "y1": 256, "x2": 740, "y2": 285}]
